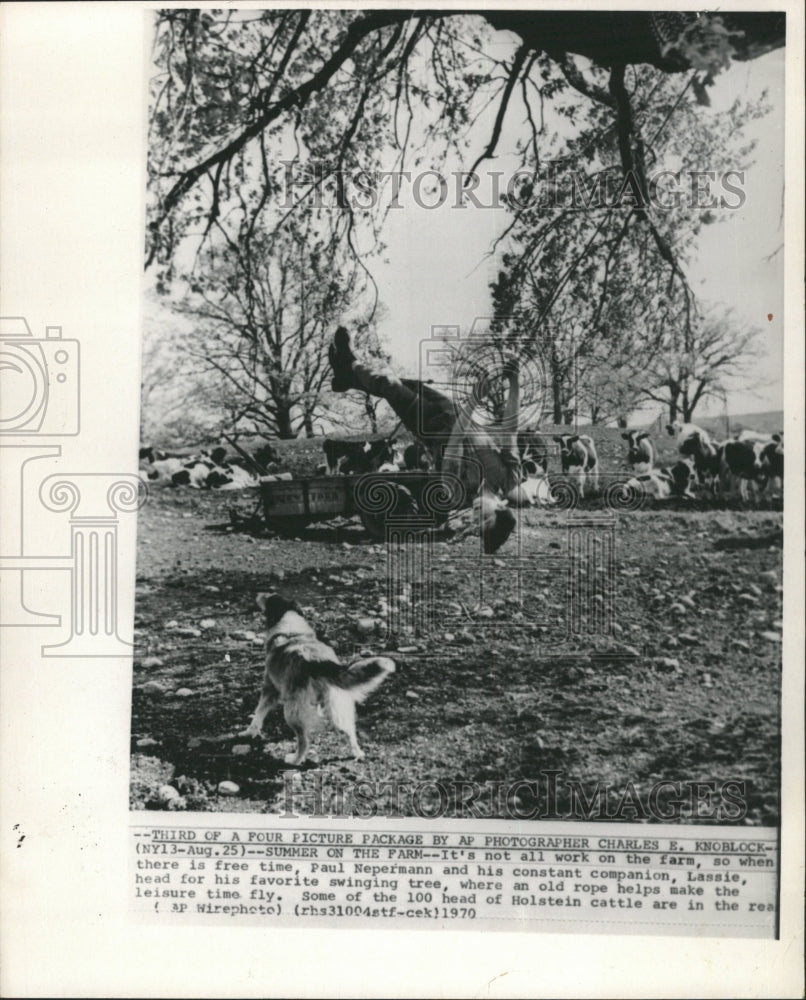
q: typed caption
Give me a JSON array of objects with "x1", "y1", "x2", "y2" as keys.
[{"x1": 130, "y1": 819, "x2": 778, "y2": 938}]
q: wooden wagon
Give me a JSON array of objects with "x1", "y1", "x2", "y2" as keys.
[{"x1": 258, "y1": 470, "x2": 469, "y2": 539}]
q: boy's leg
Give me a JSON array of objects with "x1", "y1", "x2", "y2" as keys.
[{"x1": 329, "y1": 327, "x2": 455, "y2": 449}]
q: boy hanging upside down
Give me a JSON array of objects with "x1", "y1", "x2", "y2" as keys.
[{"x1": 328, "y1": 326, "x2": 522, "y2": 553}]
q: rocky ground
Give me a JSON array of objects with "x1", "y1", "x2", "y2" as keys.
[{"x1": 131, "y1": 432, "x2": 782, "y2": 825}]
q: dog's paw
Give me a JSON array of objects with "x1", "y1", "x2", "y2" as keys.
[
  {"x1": 352, "y1": 749, "x2": 365, "y2": 761},
  {"x1": 239, "y1": 724, "x2": 261, "y2": 739}
]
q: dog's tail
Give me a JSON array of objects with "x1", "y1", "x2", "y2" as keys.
[{"x1": 341, "y1": 656, "x2": 395, "y2": 703}]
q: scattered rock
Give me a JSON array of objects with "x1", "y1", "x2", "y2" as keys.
[
  {"x1": 175, "y1": 687, "x2": 194, "y2": 698},
  {"x1": 356, "y1": 617, "x2": 376, "y2": 636},
  {"x1": 443, "y1": 633, "x2": 455, "y2": 642},
  {"x1": 678, "y1": 633, "x2": 698, "y2": 645},
  {"x1": 732, "y1": 639, "x2": 751, "y2": 651},
  {"x1": 141, "y1": 656, "x2": 164, "y2": 668},
  {"x1": 669, "y1": 603, "x2": 687, "y2": 614},
  {"x1": 397, "y1": 645, "x2": 418, "y2": 653},
  {"x1": 199, "y1": 618, "x2": 217, "y2": 629},
  {"x1": 231, "y1": 744, "x2": 251, "y2": 756},
  {"x1": 656, "y1": 657, "x2": 680, "y2": 671},
  {"x1": 136, "y1": 737, "x2": 159, "y2": 748},
  {"x1": 140, "y1": 680, "x2": 167, "y2": 696},
  {"x1": 174, "y1": 627, "x2": 202, "y2": 637},
  {"x1": 217, "y1": 781, "x2": 240, "y2": 796},
  {"x1": 406, "y1": 690, "x2": 419, "y2": 700},
  {"x1": 760, "y1": 631, "x2": 782, "y2": 642},
  {"x1": 158, "y1": 784, "x2": 180, "y2": 802}
]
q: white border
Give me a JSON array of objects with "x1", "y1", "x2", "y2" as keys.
[{"x1": 1, "y1": 2, "x2": 803, "y2": 997}]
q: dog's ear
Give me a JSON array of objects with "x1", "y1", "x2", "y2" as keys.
[
  {"x1": 256, "y1": 592, "x2": 273, "y2": 614},
  {"x1": 257, "y1": 592, "x2": 299, "y2": 626},
  {"x1": 637, "y1": 432, "x2": 650, "y2": 441},
  {"x1": 621, "y1": 432, "x2": 630, "y2": 440},
  {"x1": 569, "y1": 435, "x2": 580, "y2": 444}
]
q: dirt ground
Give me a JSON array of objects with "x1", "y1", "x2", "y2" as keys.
[{"x1": 130, "y1": 433, "x2": 782, "y2": 825}]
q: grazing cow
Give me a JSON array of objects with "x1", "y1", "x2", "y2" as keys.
[
  {"x1": 552, "y1": 434, "x2": 599, "y2": 496},
  {"x1": 507, "y1": 458, "x2": 552, "y2": 507},
  {"x1": 758, "y1": 434, "x2": 783, "y2": 492},
  {"x1": 668, "y1": 424, "x2": 721, "y2": 492},
  {"x1": 517, "y1": 429, "x2": 549, "y2": 473},
  {"x1": 621, "y1": 430, "x2": 654, "y2": 471},
  {"x1": 720, "y1": 438, "x2": 770, "y2": 500},
  {"x1": 323, "y1": 437, "x2": 398, "y2": 475},
  {"x1": 403, "y1": 440, "x2": 434, "y2": 471}
]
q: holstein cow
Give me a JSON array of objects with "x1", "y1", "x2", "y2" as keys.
[
  {"x1": 507, "y1": 458, "x2": 552, "y2": 507},
  {"x1": 759, "y1": 434, "x2": 784, "y2": 493},
  {"x1": 517, "y1": 429, "x2": 549, "y2": 473},
  {"x1": 720, "y1": 437, "x2": 778, "y2": 500},
  {"x1": 323, "y1": 437, "x2": 398, "y2": 476},
  {"x1": 553, "y1": 434, "x2": 599, "y2": 496},
  {"x1": 622, "y1": 430, "x2": 654, "y2": 472},
  {"x1": 667, "y1": 422, "x2": 722, "y2": 493},
  {"x1": 626, "y1": 459, "x2": 696, "y2": 500}
]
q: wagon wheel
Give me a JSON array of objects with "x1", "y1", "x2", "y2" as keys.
[{"x1": 358, "y1": 484, "x2": 419, "y2": 540}]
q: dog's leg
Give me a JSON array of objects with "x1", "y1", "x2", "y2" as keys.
[
  {"x1": 336, "y1": 713, "x2": 364, "y2": 760},
  {"x1": 284, "y1": 723, "x2": 310, "y2": 765},
  {"x1": 328, "y1": 694, "x2": 364, "y2": 760},
  {"x1": 240, "y1": 686, "x2": 276, "y2": 738}
]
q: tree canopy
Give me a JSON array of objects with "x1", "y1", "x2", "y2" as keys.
[{"x1": 147, "y1": 8, "x2": 784, "y2": 270}]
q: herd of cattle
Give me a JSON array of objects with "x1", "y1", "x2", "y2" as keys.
[{"x1": 139, "y1": 420, "x2": 783, "y2": 506}]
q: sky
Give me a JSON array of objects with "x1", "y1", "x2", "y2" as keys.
[{"x1": 368, "y1": 46, "x2": 785, "y2": 421}]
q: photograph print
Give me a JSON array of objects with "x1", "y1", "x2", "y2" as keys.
[{"x1": 133, "y1": 7, "x2": 787, "y2": 827}]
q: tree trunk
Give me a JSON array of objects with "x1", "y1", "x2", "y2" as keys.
[
  {"x1": 303, "y1": 412, "x2": 315, "y2": 437},
  {"x1": 364, "y1": 394, "x2": 379, "y2": 434},
  {"x1": 617, "y1": 415, "x2": 628, "y2": 428},
  {"x1": 276, "y1": 403, "x2": 294, "y2": 439}
]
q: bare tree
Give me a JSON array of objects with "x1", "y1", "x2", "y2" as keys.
[
  {"x1": 176, "y1": 208, "x2": 372, "y2": 439},
  {"x1": 640, "y1": 306, "x2": 763, "y2": 422}
]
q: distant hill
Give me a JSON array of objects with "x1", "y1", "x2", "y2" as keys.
[{"x1": 694, "y1": 410, "x2": 783, "y2": 438}]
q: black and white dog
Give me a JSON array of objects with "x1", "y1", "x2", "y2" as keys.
[{"x1": 241, "y1": 594, "x2": 395, "y2": 764}]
